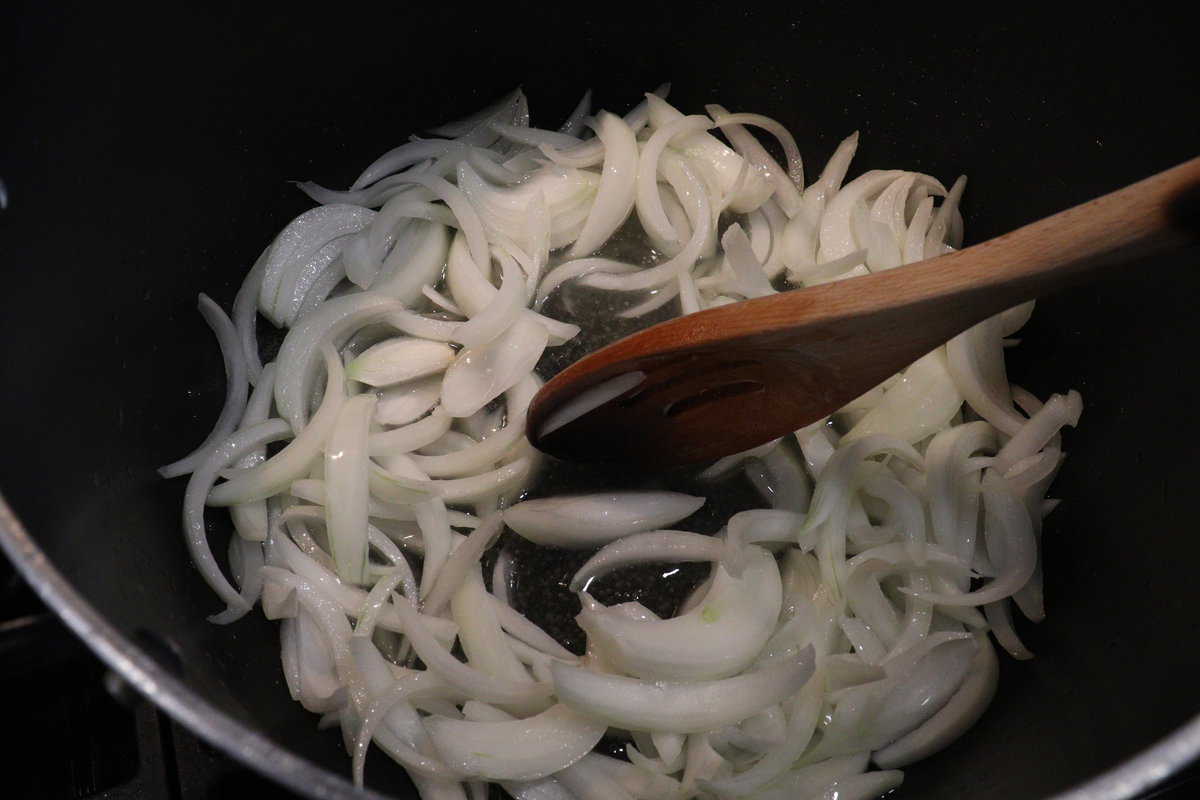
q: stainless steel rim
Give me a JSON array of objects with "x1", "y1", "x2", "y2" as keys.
[
  {"x1": 1, "y1": 490, "x2": 1195, "y2": 800},
  {"x1": 0, "y1": 492, "x2": 384, "y2": 800}
]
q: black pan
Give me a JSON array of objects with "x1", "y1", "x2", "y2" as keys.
[{"x1": 2, "y1": 3, "x2": 1198, "y2": 798}]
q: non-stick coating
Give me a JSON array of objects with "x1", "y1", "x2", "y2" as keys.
[{"x1": 2, "y1": 4, "x2": 1198, "y2": 798}]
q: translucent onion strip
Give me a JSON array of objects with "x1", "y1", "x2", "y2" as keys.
[
  {"x1": 159, "y1": 294, "x2": 250, "y2": 479},
  {"x1": 208, "y1": 345, "x2": 345, "y2": 506},
  {"x1": 393, "y1": 596, "x2": 552, "y2": 707},
  {"x1": 325, "y1": 394, "x2": 376, "y2": 585},
  {"x1": 185, "y1": 419, "x2": 293, "y2": 618},
  {"x1": 571, "y1": 530, "x2": 726, "y2": 591},
  {"x1": 504, "y1": 491, "x2": 705, "y2": 549},
  {"x1": 425, "y1": 705, "x2": 606, "y2": 781},
  {"x1": 578, "y1": 545, "x2": 781, "y2": 680},
  {"x1": 442, "y1": 315, "x2": 548, "y2": 418},
  {"x1": 551, "y1": 646, "x2": 815, "y2": 733},
  {"x1": 568, "y1": 112, "x2": 638, "y2": 257}
]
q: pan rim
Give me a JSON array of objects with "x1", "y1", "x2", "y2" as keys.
[{"x1": 0, "y1": 491, "x2": 395, "y2": 800}]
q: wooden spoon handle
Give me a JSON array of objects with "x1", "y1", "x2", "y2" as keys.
[
  {"x1": 892, "y1": 155, "x2": 1200, "y2": 320},
  {"x1": 528, "y1": 157, "x2": 1200, "y2": 466}
]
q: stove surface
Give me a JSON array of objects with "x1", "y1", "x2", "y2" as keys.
[{"x1": 3, "y1": 554, "x2": 296, "y2": 800}]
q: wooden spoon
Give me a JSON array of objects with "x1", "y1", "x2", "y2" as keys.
[{"x1": 527, "y1": 157, "x2": 1200, "y2": 467}]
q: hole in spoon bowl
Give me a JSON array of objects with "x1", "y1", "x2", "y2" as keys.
[{"x1": 663, "y1": 380, "x2": 766, "y2": 417}]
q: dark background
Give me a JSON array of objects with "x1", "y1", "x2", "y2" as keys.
[{"x1": 2, "y1": 2, "x2": 1199, "y2": 798}]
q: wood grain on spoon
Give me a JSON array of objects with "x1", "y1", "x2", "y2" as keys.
[{"x1": 527, "y1": 157, "x2": 1200, "y2": 467}]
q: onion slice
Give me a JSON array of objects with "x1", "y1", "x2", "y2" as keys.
[
  {"x1": 503, "y1": 491, "x2": 704, "y2": 549},
  {"x1": 551, "y1": 645, "x2": 815, "y2": 733},
  {"x1": 159, "y1": 294, "x2": 250, "y2": 479},
  {"x1": 568, "y1": 112, "x2": 638, "y2": 258},
  {"x1": 425, "y1": 705, "x2": 606, "y2": 782},
  {"x1": 578, "y1": 545, "x2": 781, "y2": 680},
  {"x1": 442, "y1": 315, "x2": 548, "y2": 418},
  {"x1": 325, "y1": 394, "x2": 376, "y2": 585},
  {"x1": 185, "y1": 419, "x2": 293, "y2": 618},
  {"x1": 208, "y1": 345, "x2": 345, "y2": 506},
  {"x1": 571, "y1": 530, "x2": 725, "y2": 592},
  {"x1": 346, "y1": 337, "x2": 456, "y2": 388}
]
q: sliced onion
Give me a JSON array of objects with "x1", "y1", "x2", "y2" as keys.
[
  {"x1": 456, "y1": 161, "x2": 599, "y2": 252},
  {"x1": 707, "y1": 110, "x2": 804, "y2": 190},
  {"x1": 801, "y1": 131, "x2": 859, "y2": 224},
  {"x1": 259, "y1": 205, "x2": 375, "y2": 324},
  {"x1": 481, "y1": 595, "x2": 576, "y2": 663},
  {"x1": 346, "y1": 337, "x2": 456, "y2": 387},
  {"x1": 906, "y1": 472, "x2": 1035, "y2": 605},
  {"x1": 819, "y1": 170, "x2": 907, "y2": 262},
  {"x1": 504, "y1": 491, "x2": 704, "y2": 549},
  {"x1": 432, "y1": 458, "x2": 533, "y2": 504},
  {"x1": 703, "y1": 678, "x2": 824, "y2": 796},
  {"x1": 452, "y1": 251, "x2": 525, "y2": 349},
  {"x1": 568, "y1": 112, "x2": 638, "y2": 258},
  {"x1": 168, "y1": 88, "x2": 1084, "y2": 797},
  {"x1": 873, "y1": 636, "x2": 998, "y2": 768},
  {"x1": 701, "y1": 103, "x2": 791, "y2": 214},
  {"x1": 396, "y1": 172, "x2": 491, "y2": 274},
  {"x1": 273, "y1": 292, "x2": 405, "y2": 429},
  {"x1": 423, "y1": 513, "x2": 505, "y2": 613},
  {"x1": 185, "y1": 419, "x2": 293, "y2": 618},
  {"x1": 233, "y1": 247, "x2": 269, "y2": 384},
  {"x1": 228, "y1": 363, "x2": 279, "y2": 543},
  {"x1": 208, "y1": 345, "x2": 345, "y2": 506},
  {"x1": 925, "y1": 175, "x2": 968, "y2": 256},
  {"x1": 412, "y1": 375, "x2": 536, "y2": 478},
  {"x1": 946, "y1": 315, "x2": 1026, "y2": 436},
  {"x1": 325, "y1": 393, "x2": 377, "y2": 584},
  {"x1": 583, "y1": 155, "x2": 711, "y2": 291},
  {"x1": 443, "y1": 229, "x2": 494, "y2": 313},
  {"x1": 551, "y1": 645, "x2": 814, "y2": 733},
  {"x1": 352, "y1": 139, "x2": 466, "y2": 191},
  {"x1": 258, "y1": 567, "x2": 366, "y2": 705},
  {"x1": 843, "y1": 348, "x2": 962, "y2": 444},
  {"x1": 426, "y1": 704, "x2": 606, "y2": 782},
  {"x1": 490, "y1": 122, "x2": 582, "y2": 150},
  {"x1": 369, "y1": 410, "x2": 452, "y2": 457},
  {"x1": 393, "y1": 595, "x2": 552, "y2": 707},
  {"x1": 557, "y1": 89, "x2": 592, "y2": 136},
  {"x1": 571, "y1": 530, "x2": 725, "y2": 592},
  {"x1": 992, "y1": 390, "x2": 1082, "y2": 475},
  {"x1": 924, "y1": 421, "x2": 998, "y2": 563},
  {"x1": 375, "y1": 376, "x2": 442, "y2": 427},
  {"x1": 297, "y1": 175, "x2": 432, "y2": 209},
  {"x1": 984, "y1": 599, "x2": 1035, "y2": 660},
  {"x1": 159, "y1": 295, "x2": 250, "y2": 479},
  {"x1": 579, "y1": 545, "x2": 781, "y2": 680},
  {"x1": 370, "y1": 220, "x2": 451, "y2": 306},
  {"x1": 354, "y1": 565, "x2": 419, "y2": 639},
  {"x1": 720, "y1": 223, "x2": 775, "y2": 299},
  {"x1": 805, "y1": 434, "x2": 923, "y2": 531},
  {"x1": 426, "y1": 89, "x2": 524, "y2": 140},
  {"x1": 540, "y1": 138, "x2": 606, "y2": 169},
  {"x1": 635, "y1": 112, "x2": 713, "y2": 253},
  {"x1": 269, "y1": 512, "x2": 458, "y2": 643},
  {"x1": 442, "y1": 314, "x2": 547, "y2": 418},
  {"x1": 574, "y1": 752, "x2": 681, "y2": 799},
  {"x1": 868, "y1": 638, "x2": 977, "y2": 749},
  {"x1": 451, "y1": 565, "x2": 531, "y2": 685}
]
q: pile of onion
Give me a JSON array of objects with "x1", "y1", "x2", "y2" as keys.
[{"x1": 162, "y1": 85, "x2": 1080, "y2": 800}]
